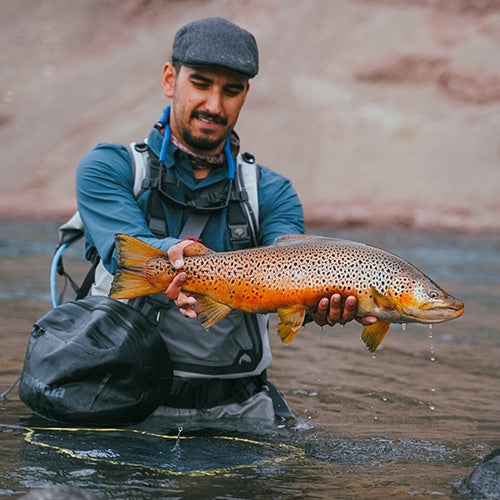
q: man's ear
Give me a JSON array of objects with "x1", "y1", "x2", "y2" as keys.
[{"x1": 161, "y1": 62, "x2": 176, "y2": 98}]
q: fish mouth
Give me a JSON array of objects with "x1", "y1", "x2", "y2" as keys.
[
  {"x1": 396, "y1": 299, "x2": 464, "y2": 323},
  {"x1": 414, "y1": 301, "x2": 464, "y2": 322}
]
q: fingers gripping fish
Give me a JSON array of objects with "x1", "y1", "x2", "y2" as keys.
[{"x1": 109, "y1": 234, "x2": 464, "y2": 353}]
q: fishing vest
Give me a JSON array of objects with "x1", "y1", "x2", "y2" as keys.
[
  {"x1": 84, "y1": 141, "x2": 272, "y2": 380},
  {"x1": 129, "y1": 141, "x2": 260, "y2": 247}
]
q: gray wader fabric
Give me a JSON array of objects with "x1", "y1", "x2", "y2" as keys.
[{"x1": 152, "y1": 389, "x2": 275, "y2": 421}]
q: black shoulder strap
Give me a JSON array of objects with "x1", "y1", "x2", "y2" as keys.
[
  {"x1": 126, "y1": 142, "x2": 168, "y2": 238},
  {"x1": 141, "y1": 151, "x2": 169, "y2": 238},
  {"x1": 228, "y1": 152, "x2": 260, "y2": 250}
]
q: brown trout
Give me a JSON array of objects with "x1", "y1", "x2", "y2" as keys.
[{"x1": 109, "y1": 234, "x2": 464, "y2": 352}]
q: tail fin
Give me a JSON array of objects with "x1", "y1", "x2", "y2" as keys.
[{"x1": 109, "y1": 234, "x2": 169, "y2": 299}]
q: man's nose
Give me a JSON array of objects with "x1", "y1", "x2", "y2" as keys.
[{"x1": 204, "y1": 90, "x2": 223, "y2": 115}]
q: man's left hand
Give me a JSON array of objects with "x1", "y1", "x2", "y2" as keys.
[
  {"x1": 163, "y1": 239, "x2": 198, "y2": 319},
  {"x1": 310, "y1": 294, "x2": 377, "y2": 327}
]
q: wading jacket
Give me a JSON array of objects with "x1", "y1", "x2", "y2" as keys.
[{"x1": 76, "y1": 124, "x2": 305, "y2": 379}]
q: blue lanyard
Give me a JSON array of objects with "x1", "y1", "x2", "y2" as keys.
[{"x1": 158, "y1": 105, "x2": 235, "y2": 180}]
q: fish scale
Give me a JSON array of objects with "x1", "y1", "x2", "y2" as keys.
[{"x1": 110, "y1": 234, "x2": 464, "y2": 352}]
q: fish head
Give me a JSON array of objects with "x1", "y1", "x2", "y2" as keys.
[{"x1": 386, "y1": 272, "x2": 464, "y2": 324}]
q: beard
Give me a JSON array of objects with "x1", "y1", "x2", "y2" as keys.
[
  {"x1": 175, "y1": 107, "x2": 231, "y2": 153},
  {"x1": 180, "y1": 127, "x2": 225, "y2": 152}
]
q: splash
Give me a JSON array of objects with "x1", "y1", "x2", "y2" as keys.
[{"x1": 170, "y1": 426, "x2": 183, "y2": 453}]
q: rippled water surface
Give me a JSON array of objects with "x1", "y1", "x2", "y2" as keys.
[{"x1": 1, "y1": 221, "x2": 499, "y2": 499}]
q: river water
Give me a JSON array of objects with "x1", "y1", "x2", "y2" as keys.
[{"x1": 1, "y1": 221, "x2": 499, "y2": 499}]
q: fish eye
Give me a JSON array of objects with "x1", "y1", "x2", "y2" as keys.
[{"x1": 429, "y1": 290, "x2": 439, "y2": 299}]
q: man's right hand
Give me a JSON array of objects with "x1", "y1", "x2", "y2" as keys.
[{"x1": 163, "y1": 240, "x2": 197, "y2": 319}]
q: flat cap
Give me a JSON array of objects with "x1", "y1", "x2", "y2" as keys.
[{"x1": 172, "y1": 17, "x2": 258, "y2": 79}]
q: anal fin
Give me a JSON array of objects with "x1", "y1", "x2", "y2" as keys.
[
  {"x1": 276, "y1": 305, "x2": 307, "y2": 344},
  {"x1": 361, "y1": 321, "x2": 390, "y2": 353}
]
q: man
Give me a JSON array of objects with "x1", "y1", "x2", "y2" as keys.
[{"x1": 77, "y1": 17, "x2": 376, "y2": 422}]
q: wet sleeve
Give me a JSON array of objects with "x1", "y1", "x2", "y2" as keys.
[
  {"x1": 76, "y1": 143, "x2": 179, "y2": 273},
  {"x1": 257, "y1": 166, "x2": 305, "y2": 246}
]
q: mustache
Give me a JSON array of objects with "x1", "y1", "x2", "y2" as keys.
[{"x1": 191, "y1": 110, "x2": 228, "y2": 126}]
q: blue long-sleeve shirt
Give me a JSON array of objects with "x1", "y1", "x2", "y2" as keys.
[
  {"x1": 76, "y1": 122, "x2": 305, "y2": 380},
  {"x1": 76, "y1": 125, "x2": 305, "y2": 271}
]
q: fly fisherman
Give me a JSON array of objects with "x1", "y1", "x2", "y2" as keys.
[{"x1": 76, "y1": 17, "x2": 377, "y2": 422}]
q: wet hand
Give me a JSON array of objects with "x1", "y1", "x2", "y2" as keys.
[
  {"x1": 167, "y1": 239, "x2": 197, "y2": 270},
  {"x1": 311, "y1": 294, "x2": 378, "y2": 327},
  {"x1": 163, "y1": 240, "x2": 198, "y2": 319}
]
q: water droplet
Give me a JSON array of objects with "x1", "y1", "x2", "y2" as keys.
[
  {"x1": 428, "y1": 403, "x2": 436, "y2": 411},
  {"x1": 430, "y1": 356, "x2": 436, "y2": 362},
  {"x1": 431, "y1": 387, "x2": 436, "y2": 393},
  {"x1": 401, "y1": 323, "x2": 407, "y2": 331},
  {"x1": 171, "y1": 426, "x2": 183, "y2": 453},
  {"x1": 372, "y1": 353, "x2": 377, "y2": 360},
  {"x1": 382, "y1": 396, "x2": 388, "y2": 402}
]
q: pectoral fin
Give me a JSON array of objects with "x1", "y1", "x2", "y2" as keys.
[
  {"x1": 193, "y1": 295, "x2": 232, "y2": 329},
  {"x1": 361, "y1": 321, "x2": 390, "y2": 353},
  {"x1": 370, "y1": 287, "x2": 396, "y2": 310},
  {"x1": 276, "y1": 305, "x2": 307, "y2": 344}
]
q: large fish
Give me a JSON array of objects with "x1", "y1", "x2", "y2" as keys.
[{"x1": 109, "y1": 234, "x2": 464, "y2": 352}]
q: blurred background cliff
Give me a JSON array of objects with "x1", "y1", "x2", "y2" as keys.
[{"x1": 1, "y1": 0, "x2": 499, "y2": 233}]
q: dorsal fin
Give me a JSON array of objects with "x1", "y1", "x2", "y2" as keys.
[
  {"x1": 183, "y1": 241, "x2": 214, "y2": 257},
  {"x1": 273, "y1": 234, "x2": 324, "y2": 246}
]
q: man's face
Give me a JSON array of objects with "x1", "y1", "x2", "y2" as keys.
[{"x1": 162, "y1": 64, "x2": 250, "y2": 155}]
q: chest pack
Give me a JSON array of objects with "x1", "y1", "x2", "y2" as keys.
[
  {"x1": 51, "y1": 142, "x2": 260, "y2": 307},
  {"x1": 129, "y1": 141, "x2": 260, "y2": 246}
]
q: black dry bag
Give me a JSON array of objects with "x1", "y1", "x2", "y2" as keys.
[{"x1": 19, "y1": 296, "x2": 173, "y2": 426}]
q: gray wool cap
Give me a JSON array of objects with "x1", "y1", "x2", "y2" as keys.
[{"x1": 171, "y1": 17, "x2": 259, "y2": 79}]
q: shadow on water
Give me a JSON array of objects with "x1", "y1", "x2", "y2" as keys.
[{"x1": 1, "y1": 221, "x2": 500, "y2": 499}]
